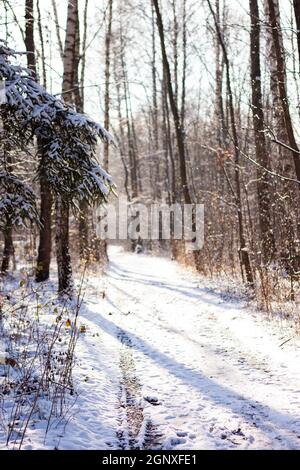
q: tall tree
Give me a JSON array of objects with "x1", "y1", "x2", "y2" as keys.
[
  {"x1": 103, "y1": 0, "x2": 113, "y2": 170},
  {"x1": 249, "y1": 0, "x2": 275, "y2": 263},
  {"x1": 57, "y1": 0, "x2": 79, "y2": 293},
  {"x1": 24, "y1": 0, "x2": 56, "y2": 285},
  {"x1": 206, "y1": 0, "x2": 254, "y2": 285},
  {"x1": 93, "y1": 0, "x2": 114, "y2": 261},
  {"x1": 24, "y1": 0, "x2": 52, "y2": 284},
  {"x1": 152, "y1": 0, "x2": 191, "y2": 206},
  {"x1": 24, "y1": 0, "x2": 36, "y2": 75},
  {"x1": 33, "y1": 0, "x2": 53, "y2": 283},
  {"x1": 293, "y1": 0, "x2": 300, "y2": 69},
  {"x1": 265, "y1": 0, "x2": 300, "y2": 183}
]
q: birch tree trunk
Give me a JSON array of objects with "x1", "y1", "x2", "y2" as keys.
[
  {"x1": 56, "y1": 0, "x2": 79, "y2": 294},
  {"x1": 92, "y1": 0, "x2": 113, "y2": 263},
  {"x1": 62, "y1": 0, "x2": 78, "y2": 103}
]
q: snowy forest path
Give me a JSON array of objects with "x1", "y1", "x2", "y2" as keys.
[{"x1": 67, "y1": 246, "x2": 300, "y2": 450}]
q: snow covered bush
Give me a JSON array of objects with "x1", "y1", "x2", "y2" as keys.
[
  {"x1": 0, "y1": 40, "x2": 115, "y2": 287},
  {"x1": 0, "y1": 41, "x2": 115, "y2": 205},
  {"x1": 0, "y1": 275, "x2": 84, "y2": 449},
  {"x1": 0, "y1": 173, "x2": 40, "y2": 230}
]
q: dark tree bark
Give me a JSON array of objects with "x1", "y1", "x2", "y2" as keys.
[
  {"x1": 181, "y1": 0, "x2": 187, "y2": 127},
  {"x1": 214, "y1": 0, "x2": 226, "y2": 147},
  {"x1": 249, "y1": 0, "x2": 275, "y2": 263},
  {"x1": 266, "y1": 0, "x2": 300, "y2": 183},
  {"x1": 293, "y1": 0, "x2": 300, "y2": 69},
  {"x1": 36, "y1": 140, "x2": 52, "y2": 282},
  {"x1": 171, "y1": 0, "x2": 179, "y2": 107},
  {"x1": 25, "y1": 0, "x2": 52, "y2": 283},
  {"x1": 151, "y1": 3, "x2": 159, "y2": 152},
  {"x1": 26, "y1": 0, "x2": 53, "y2": 283},
  {"x1": 162, "y1": 67, "x2": 176, "y2": 204},
  {"x1": 150, "y1": 3, "x2": 161, "y2": 202},
  {"x1": 152, "y1": 0, "x2": 191, "y2": 206},
  {"x1": 24, "y1": 0, "x2": 36, "y2": 75},
  {"x1": 56, "y1": 198, "x2": 72, "y2": 293},
  {"x1": 62, "y1": 0, "x2": 78, "y2": 103},
  {"x1": 103, "y1": 0, "x2": 113, "y2": 170},
  {"x1": 1, "y1": 224, "x2": 14, "y2": 274}
]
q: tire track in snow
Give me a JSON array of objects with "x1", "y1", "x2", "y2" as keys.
[
  {"x1": 116, "y1": 328, "x2": 163, "y2": 450},
  {"x1": 92, "y1": 246, "x2": 299, "y2": 448}
]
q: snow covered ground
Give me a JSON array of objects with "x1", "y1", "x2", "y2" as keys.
[
  {"x1": 1, "y1": 245, "x2": 300, "y2": 450},
  {"x1": 54, "y1": 245, "x2": 300, "y2": 450}
]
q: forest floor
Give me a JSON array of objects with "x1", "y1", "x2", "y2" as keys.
[{"x1": 1, "y1": 245, "x2": 300, "y2": 450}]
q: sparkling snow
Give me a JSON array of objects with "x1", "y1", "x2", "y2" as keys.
[{"x1": 54, "y1": 245, "x2": 300, "y2": 450}]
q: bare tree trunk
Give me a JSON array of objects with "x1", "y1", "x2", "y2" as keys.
[
  {"x1": 24, "y1": 0, "x2": 52, "y2": 283},
  {"x1": 249, "y1": 0, "x2": 275, "y2": 264},
  {"x1": 151, "y1": 3, "x2": 159, "y2": 152},
  {"x1": 162, "y1": 69, "x2": 176, "y2": 203},
  {"x1": 36, "y1": 0, "x2": 47, "y2": 87},
  {"x1": 206, "y1": 0, "x2": 254, "y2": 286},
  {"x1": 120, "y1": 28, "x2": 139, "y2": 201},
  {"x1": 214, "y1": 0, "x2": 226, "y2": 147},
  {"x1": 181, "y1": 0, "x2": 187, "y2": 127},
  {"x1": 94, "y1": 0, "x2": 113, "y2": 264},
  {"x1": 51, "y1": 0, "x2": 64, "y2": 59},
  {"x1": 293, "y1": 0, "x2": 300, "y2": 70},
  {"x1": 104, "y1": 0, "x2": 113, "y2": 169},
  {"x1": 56, "y1": 0, "x2": 79, "y2": 294},
  {"x1": 24, "y1": 0, "x2": 36, "y2": 75},
  {"x1": 171, "y1": 0, "x2": 179, "y2": 107},
  {"x1": 80, "y1": 0, "x2": 89, "y2": 104},
  {"x1": 265, "y1": 0, "x2": 300, "y2": 182},
  {"x1": 62, "y1": 0, "x2": 78, "y2": 104},
  {"x1": 151, "y1": 3, "x2": 161, "y2": 202},
  {"x1": 56, "y1": 197, "x2": 72, "y2": 293},
  {"x1": 153, "y1": 0, "x2": 201, "y2": 265},
  {"x1": 36, "y1": 140, "x2": 53, "y2": 282},
  {"x1": 72, "y1": 5, "x2": 91, "y2": 263},
  {"x1": 115, "y1": 56, "x2": 131, "y2": 200},
  {"x1": 1, "y1": 223, "x2": 14, "y2": 274},
  {"x1": 152, "y1": 0, "x2": 191, "y2": 206},
  {"x1": 265, "y1": 0, "x2": 300, "y2": 291}
]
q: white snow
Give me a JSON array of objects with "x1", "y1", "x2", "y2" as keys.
[
  {"x1": 1, "y1": 245, "x2": 300, "y2": 450},
  {"x1": 54, "y1": 245, "x2": 300, "y2": 450}
]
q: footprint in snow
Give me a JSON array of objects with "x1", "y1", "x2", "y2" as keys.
[{"x1": 176, "y1": 431, "x2": 188, "y2": 437}]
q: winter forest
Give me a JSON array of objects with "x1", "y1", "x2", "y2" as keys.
[{"x1": 0, "y1": 0, "x2": 300, "y2": 453}]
